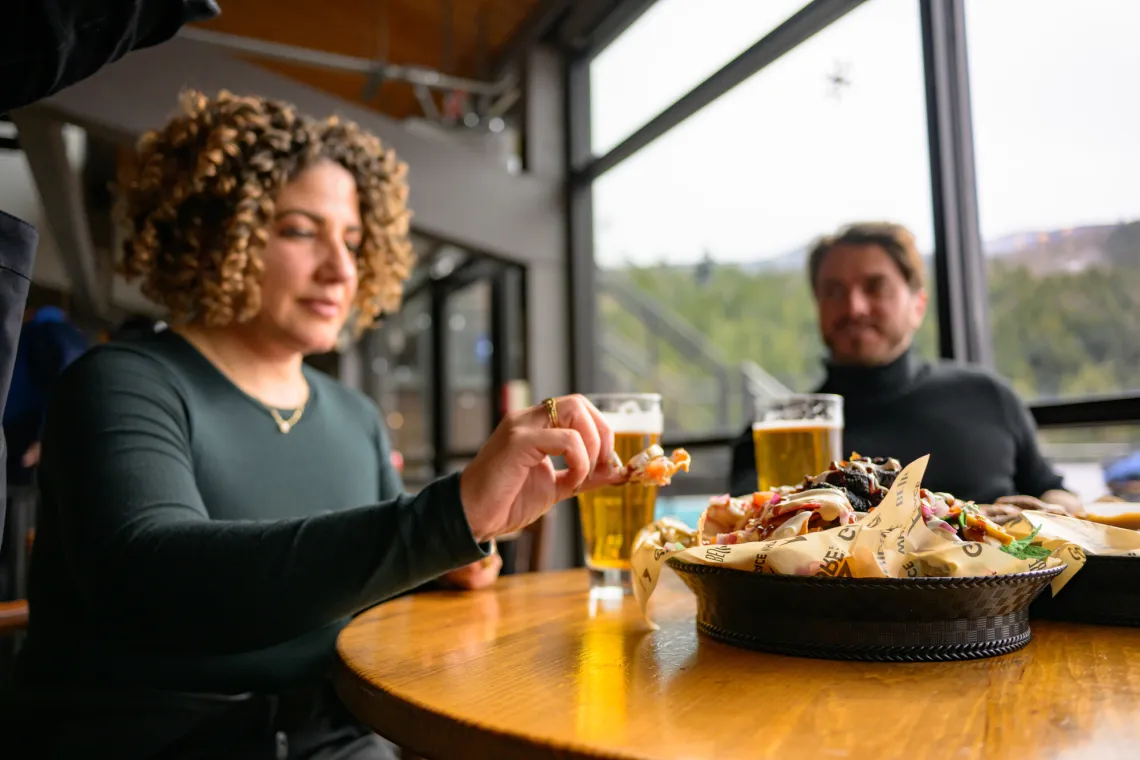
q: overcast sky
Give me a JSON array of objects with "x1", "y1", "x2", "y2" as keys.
[{"x1": 588, "y1": 0, "x2": 1139, "y2": 267}]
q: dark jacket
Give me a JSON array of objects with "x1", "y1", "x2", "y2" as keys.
[
  {"x1": 1, "y1": 1, "x2": 220, "y2": 113},
  {"x1": 0, "y1": 0, "x2": 219, "y2": 546},
  {"x1": 0, "y1": 213, "x2": 38, "y2": 539}
]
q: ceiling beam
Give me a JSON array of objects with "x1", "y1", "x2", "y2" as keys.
[
  {"x1": 489, "y1": 0, "x2": 576, "y2": 80},
  {"x1": 177, "y1": 27, "x2": 508, "y2": 96},
  {"x1": 555, "y1": 0, "x2": 618, "y2": 53},
  {"x1": 564, "y1": 0, "x2": 655, "y2": 55}
]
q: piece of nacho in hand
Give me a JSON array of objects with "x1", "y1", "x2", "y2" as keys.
[{"x1": 625, "y1": 445, "x2": 691, "y2": 486}]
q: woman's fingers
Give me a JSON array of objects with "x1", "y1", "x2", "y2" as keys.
[
  {"x1": 551, "y1": 396, "x2": 603, "y2": 474},
  {"x1": 578, "y1": 398, "x2": 618, "y2": 474},
  {"x1": 528, "y1": 394, "x2": 615, "y2": 476},
  {"x1": 521, "y1": 427, "x2": 591, "y2": 502},
  {"x1": 578, "y1": 457, "x2": 631, "y2": 492}
]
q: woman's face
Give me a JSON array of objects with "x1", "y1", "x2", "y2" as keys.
[{"x1": 251, "y1": 160, "x2": 362, "y2": 355}]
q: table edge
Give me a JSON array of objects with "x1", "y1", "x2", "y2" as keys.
[{"x1": 334, "y1": 651, "x2": 650, "y2": 760}]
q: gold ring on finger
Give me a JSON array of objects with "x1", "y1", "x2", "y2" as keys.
[{"x1": 541, "y1": 397, "x2": 559, "y2": 428}]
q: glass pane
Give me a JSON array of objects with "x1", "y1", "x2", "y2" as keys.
[
  {"x1": 967, "y1": 0, "x2": 1140, "y2": 401},
  {"x1": 589, "y1": 0, "x2": 808, "y2": 156},
  {"x1": 447, "y1": 279, "x2": 493, "y2": 453},
  {"x1": 1038, "y1": 425, "x2": 1140, "y2": 503},
  {"x1": 370, "y1": 292, "x2": 433, "y2": 468},
  {"x1": 593, "y1": 0, "x2": 934, "y2": 440}
]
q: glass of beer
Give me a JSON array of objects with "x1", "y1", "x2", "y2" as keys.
[
  {"x1": 578, "y1": 393, "x2": 663, "y2": 596},
  {"x1": 752, "y1": 394, "x2": 843, "y2": 492}
]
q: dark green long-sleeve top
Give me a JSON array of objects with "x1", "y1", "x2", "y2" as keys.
[{"x1": 18, "y1": 330, "x2": 487, "y2": 694}]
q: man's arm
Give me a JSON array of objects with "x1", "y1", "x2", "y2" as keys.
[
  {"x1": 1040, "y1": 488, "x2": 1083, "y2": 512},
  {"x1": 1, "y1": 1, "x2": 219, "y2": 112}
]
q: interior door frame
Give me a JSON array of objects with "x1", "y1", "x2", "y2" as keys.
[{"x1": 426, "y1": 254, "x2": 528, "y2": 477}]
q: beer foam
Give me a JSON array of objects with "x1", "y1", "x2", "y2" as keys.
[
  {"x1": 604, "y1": 409, "x2": 664, "y2": 434},
  {"x1": 752, "y1": 418, "x2": 843, "y2": 431}
]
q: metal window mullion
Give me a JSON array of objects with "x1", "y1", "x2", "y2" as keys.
[
  {"x1": 567, "y1": 54, "x2": 598, "y2": 394},
  {"x1": 489, "y1": 264, "x2": 526, "y2": 429},
  {"x1": 564, "y1": 51, "x2": 594, "y2": 569},
  {"x1": 429, "y1": 280, "x2": 450, "y2": 477},
  {"x1": 579, "y1": 0, "x2": 659, "y2": 61},
  {"x1": 921, "y1": 0, "x2": 990, "y2": 365},
  {"x1": 577, "y1": 0, "x2": 869, "y2": 183},
  {"x1": 1032, "y1": 396, "x2": 1140, "y2": 428}
]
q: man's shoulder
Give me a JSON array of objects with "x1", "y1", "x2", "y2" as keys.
[
  {"x1": 921, "y1": 360, "x2": 1025, "y2": 408},
  {"x1": 924, "y1": 359, "x2": 1010, "y2": 389}
]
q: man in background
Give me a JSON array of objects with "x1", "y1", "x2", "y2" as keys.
[{"x1": 730, "y1": 221, "x2": 1081, "y2": 511}]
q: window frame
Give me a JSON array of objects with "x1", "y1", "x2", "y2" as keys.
[{"x1": 565, "y1": 0, "x2": 1140, "y2": 442}]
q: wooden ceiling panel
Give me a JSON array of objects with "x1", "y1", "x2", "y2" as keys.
[{"x1": 194, "y1": 0, "x2": 541, "y2": 120}]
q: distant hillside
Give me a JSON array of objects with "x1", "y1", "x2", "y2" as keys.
[
  {"x1": 984, "y1": 224, "x2": 1119, "y2": 274},
  {"x1": 622, "y1": 222, "x2": 1134, "y2": 278}
]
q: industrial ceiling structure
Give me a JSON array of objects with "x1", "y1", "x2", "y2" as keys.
[{"x1": 183, "y1": 0, "x2": 611, "y2": 128}]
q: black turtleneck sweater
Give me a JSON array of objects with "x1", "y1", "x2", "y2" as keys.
[{"x1": 729, "y1": 350, "x2": 1065, "y2": 503}]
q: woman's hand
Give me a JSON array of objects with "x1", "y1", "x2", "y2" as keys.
[{"x1": 459, "y1": 394, "x2": 625, "y2": 541}]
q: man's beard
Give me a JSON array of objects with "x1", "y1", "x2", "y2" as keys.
[{"x1": 825, "y1": 321, "x2": 911, "y2": 366}]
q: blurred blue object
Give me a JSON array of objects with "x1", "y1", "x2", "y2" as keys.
[{"x1": 1104, "y1": 451, "x2": 1140, "y2": 484}]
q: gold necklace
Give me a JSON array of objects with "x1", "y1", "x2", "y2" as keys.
[
  {"x1": 267, "y1": 404, "x2": 306, "y2": 434},
  {"x1": 180, "y1": 328, "x2": 309, "y2": 434}
]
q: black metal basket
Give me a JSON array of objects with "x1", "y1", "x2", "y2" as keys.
[
  {"x1": 666, "y1": 558, "x2": 1064, "y2": 662},
  {"x1": 1030, "y1": 555, "x2": 1140, "y2": 626}
]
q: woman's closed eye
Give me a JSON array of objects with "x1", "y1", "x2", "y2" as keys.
[{"x1": 279, "y1": 226, "x2": 316, "y2": 240}]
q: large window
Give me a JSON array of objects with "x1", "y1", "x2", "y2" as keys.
[
  {"x1": 589, "y1": 0, "x2": 808, "y2": 156},
  {"x1": 967, "y1": 0, "x2": 1140, "y2": 402},
  {"x1": 590, "y1": 0, "x2": 935, "y2": 440}
]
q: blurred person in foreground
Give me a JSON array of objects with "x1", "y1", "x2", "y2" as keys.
[
  {"x1": 10, "y1": 90, "x2": 626, "y2": 758},
  {"x1": 3, "y1": 306, "x2": 90, "y2": 486},
  {"x1": 730, "y1": 221, "x2": 1081, "y2": 515},
  {"x1": 0, "y1": 0, "x2": 220, "y2": 554}
]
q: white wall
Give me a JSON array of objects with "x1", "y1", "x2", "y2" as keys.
[{"x1": 0, "y1": 128, "x2": 163, "y2": 316}]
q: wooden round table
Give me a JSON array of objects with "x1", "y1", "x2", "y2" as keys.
[{"x1": 336, "y1": 569, "x2": 1140, "y2": 760}]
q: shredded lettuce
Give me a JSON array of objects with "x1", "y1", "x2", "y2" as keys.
[{"x1": 1000, "y1": 525, "x2": 1053, "y2": 561}]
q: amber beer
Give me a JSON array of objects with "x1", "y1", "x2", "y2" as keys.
[
  {"x1": 752, "y1": 394, "x2": 844, "y2": 492},
  {"x1": 578, "y1": 393, "x2": 663, "y2": 593}
]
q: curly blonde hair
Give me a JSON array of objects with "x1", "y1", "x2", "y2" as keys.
[{"x1": 115, "y1": 89, "x2": 414, "y2": 331}]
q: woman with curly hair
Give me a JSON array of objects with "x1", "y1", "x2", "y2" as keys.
[{"x1": 13, "y1": 91, "x2": 624, "y2": 758}]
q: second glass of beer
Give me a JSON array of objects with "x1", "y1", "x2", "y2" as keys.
[
  {"x1": 752, "y1": 394, "x2": 844, "y2": 492},
  {"x1": 578, "y1": 393, "x2": 662, "y2": 596}
]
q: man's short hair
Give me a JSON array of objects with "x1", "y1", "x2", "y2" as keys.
[{"x1": 808, "y1": 222, "x2": 926, "y2": 293}]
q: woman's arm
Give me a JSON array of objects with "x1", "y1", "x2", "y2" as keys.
[
  {"x1": 370, "y1": 409, "x2": 501, "y2": 590},
  {"x1": 41, "y1": 348, "x2": 488, "y2": 652}
]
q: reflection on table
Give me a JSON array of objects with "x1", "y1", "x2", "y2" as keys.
[{"x1": 336, "y1": 568, "x2": 1140, "y2": 760}]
